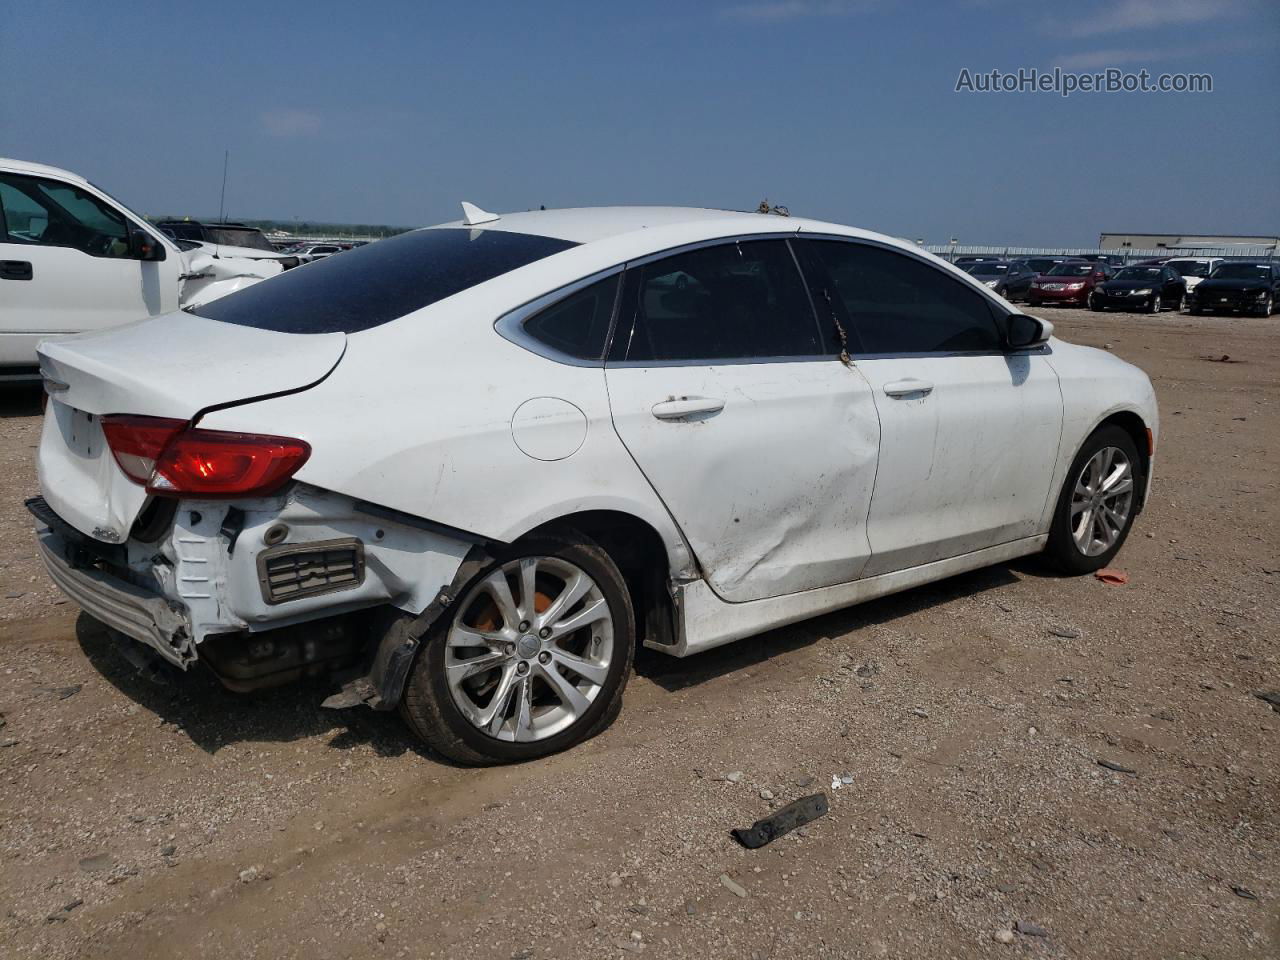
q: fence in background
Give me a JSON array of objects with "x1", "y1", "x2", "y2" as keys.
[{"x1": 923, "y1": 243, "x2": 1278, "y2": 262}]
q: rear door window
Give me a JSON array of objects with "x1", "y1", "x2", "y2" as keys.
[
  {"x1": 799, "y1": 240, "x2": 1002, "y2": 355},
  {"x1": 196, "y1": 228, "x2": 577, "y2": 334},
  {"x1": 617, "y1": 239, "x2": 823, "y2": 362}
]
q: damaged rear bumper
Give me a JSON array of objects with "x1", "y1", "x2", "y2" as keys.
[
  {"x1": 37, "y1": 530, "x2": 192, "y2": 665},
  {"x1": 30, "y1": 485, "x2": 476, "y2": 693}
]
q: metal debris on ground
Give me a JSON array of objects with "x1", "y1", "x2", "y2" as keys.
[
  {"x1": 41, "y1": 684, "x2": 82, "y2": 700},
  {"x1": 1015, "y1": 920, "x2": 1050, "y2": 937},
  {"x1": 731, "y1": 793, "x2": 829, "y2": 849},
  {"x1": 830, "y1": 772, "x2": 854, "y2": 790},
  {"x1": 1048, "y1": 625, "x2": 1082, "y2": 639},
  {"x1": 1231, "y1": 885, "x2": 1258, "y2": 901},
  {"x1": 1097, "y1": 759, "x2": 1138, "y2": 776},
  {"x1": 1253, "y1": 691, "x2": 1280, "y2": 714}
]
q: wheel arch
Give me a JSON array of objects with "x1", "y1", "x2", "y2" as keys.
[
  {"x1": 524, "y1": 509, "x2": 681, "y2": 652},
  {"x1": 1089, "y1": 409, "x2": 1153, "y2": 512}
]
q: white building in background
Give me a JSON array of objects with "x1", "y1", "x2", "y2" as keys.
[{"x1": 1099, "y1": 231, "x2": 1278, "y2": 251}]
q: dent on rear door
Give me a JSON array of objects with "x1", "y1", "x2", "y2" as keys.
[{"x1": 605, "y1": 360, "x2": 880, "y2": 602}]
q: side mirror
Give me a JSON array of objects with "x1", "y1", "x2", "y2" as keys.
[
  {"x1": 1006, "y1": 314, "x2": 1053, "y2": 350},
  {"x1": 131, "y1": 229, "x2": 166, "y2": 262}
]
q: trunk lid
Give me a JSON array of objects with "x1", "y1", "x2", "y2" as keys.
[{"x1": 37, "y1": 311, "x2": 344, "y2": 542}]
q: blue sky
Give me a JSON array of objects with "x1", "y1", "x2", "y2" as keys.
[{"x1": 2, "y1": 0, "x2": 1277, "y2": 244}]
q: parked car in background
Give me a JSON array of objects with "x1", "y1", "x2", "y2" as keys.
[
  {"x1": 1028, "y1": 261, "x2": 1114, "y2": 308},
  {"x1": 156, "y1": 220, "x2": 297, "y2": 267},
  {"x1": 292, "y1": 243, "x2": 344, "y2": 263},
  {"x1": 167, "y1": 237, "x2": 300, "y2": 270},
  {"x1": 1186, "y1": 261, "x2": 1279, "y2": 316},
  {"x1": 1165, "y1": 257, "x2": 1223, "y2": 297},
  {"x1": 0, "y1": 158, "x2": 282, "y2": 380},
  {"x1": 960, "y1": 259, "x2": 1037, "y2": 302},
  {"x1": 31, "y1": 204, "x2": 1158, "y2": 764},
  {"x1": 1091, "y1": 264, "x2": 1186, "y2": 313},
  {"x1": 1079, "y1": 254, "x2": 1127, "y2": 267}
]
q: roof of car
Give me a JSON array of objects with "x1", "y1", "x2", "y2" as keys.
[
  {"x1": 431, "y1": 205, "x2": 818, "y2": 245},
  {"x1": 0, "y1": 157, "x2": 89, "y2": 184}
]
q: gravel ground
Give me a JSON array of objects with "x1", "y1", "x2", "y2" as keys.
[{"x1": 1, "y1": 306, "x2": 1276, "y2": 959}]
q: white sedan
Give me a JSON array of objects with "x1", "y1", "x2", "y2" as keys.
[{"x1": 31, "y1": 205, "x2": 1157, "y2": 764}]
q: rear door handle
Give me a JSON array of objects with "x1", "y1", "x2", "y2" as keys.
[
  {"x1": 651, "y1": 397, "x2": 726, "y2": 420},
  {"x1": 883, "y1": 378, "x2": 934, "y2": 398},
  {"x1": 1, "y1": 260, "x2": 33, "y2": 281}
]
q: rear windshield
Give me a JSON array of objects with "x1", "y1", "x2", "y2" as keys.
[
  {"x1": 196, "y1": 228, "x2": 577, "y2": 333},
  {"x1": 1210, "y1": 263, "x2": 1271, "y2": 280}
]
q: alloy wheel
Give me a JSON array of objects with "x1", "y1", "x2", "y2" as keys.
[
  {"x1": 1070, "y1": 446, "x2": 1135, "y2": 556},
  {"x1": 444, "y1": 556, "x2": 614, "y2": 742}
]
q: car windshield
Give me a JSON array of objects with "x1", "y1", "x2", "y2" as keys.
[
  {"x1": 1045, "y1": 263, "x2": 1093, "y2": 277},
  {"x1": 206, "y1": 228, "x2": 276, "y2": 251},
  {"x1": 1023, "y1": 259, "x2": 1059, "y2": 272},
  {"x1": 1209, "y1": 263, "x2": 1271, "y2": 280},
  {"x1": 1115, "y1": 267, "x2": 1163, "y2": 280},
  {"x1": 195, "y1": 227, "x2": 578, "y2": 334},
  {"x1": 964, "y1": 262, "x2": 1008, "y2": 275},
  {"x1": 1168, "y1": 260, "x2": 1212, "y2": 277}
]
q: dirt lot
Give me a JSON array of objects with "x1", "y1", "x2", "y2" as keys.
[{"x1": 1, "y1": 306, "x2": 1276, "y2": 960}]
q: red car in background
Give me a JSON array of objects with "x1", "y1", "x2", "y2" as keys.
[{"x1": 1027, "y1": 260, "x2": 1114, "y2": 307}]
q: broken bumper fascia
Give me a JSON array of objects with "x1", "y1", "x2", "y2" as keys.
[
  {"x1": 37, "y1": 530, "x2": 192, "y2": 665},
  {"x1": 32, "y1": 484, "x2": 475, "y2": 672}
]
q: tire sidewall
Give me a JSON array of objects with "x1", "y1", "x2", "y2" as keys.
[
  {"x1": 405, "y1": 534, "x2": 634, "y2": 764},
  {"x1": 1046, "y1": 425, "x2": 1141, "y2": 574}
]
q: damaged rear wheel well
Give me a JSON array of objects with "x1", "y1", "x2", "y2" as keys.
[{"x1": 526, "y1": 511, "x2": 676, "y2": 649}]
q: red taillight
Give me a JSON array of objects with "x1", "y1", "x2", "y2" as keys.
[
  {"x1": 102, "y1": 415, "x2": 310, "y2": 498},
  {"x1": 101, "y1": 415, "x2": 187, "y2": 484}
]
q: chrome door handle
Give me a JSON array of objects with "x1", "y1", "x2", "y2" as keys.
[
  {"x1": 882, "y1": 379, "x2": 934, "y2": 398},
  {"x1": 651, "y1": 397, "x2": 726, "y2": 420}
]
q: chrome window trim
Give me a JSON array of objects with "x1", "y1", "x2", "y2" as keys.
[
  {"x1": 493, "y1": 265, "x2": 625, "y2": 368},
  {"x1": 607, "y1": 353, "x2": 840, "y2": 369}
]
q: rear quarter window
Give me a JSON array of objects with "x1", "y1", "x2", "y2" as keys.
[{"x1": 195, "y1": 228, "x2": 577, "y2": 334}]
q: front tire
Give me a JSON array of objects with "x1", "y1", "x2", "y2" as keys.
[
  {"x1": 401, "y1": 533, "x2": 634, "y2": 765},
  {"x1": 1044, "y1": 425, "x2": 1141, "y2": 575},
  {"x1": 1148, "y1": 294, "x2": 1162, "y2": 314},
  {"x1": 1258, "y1": 295, "x2": 1274, "y2": 317}
]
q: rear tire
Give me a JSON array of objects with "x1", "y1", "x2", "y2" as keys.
[
  {"x1": 400, "y1": 533, "x2": 634, "y2": 765},
  {"x1": 1044, "y1": 425, "x2": 1141, "y2": 575}
]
